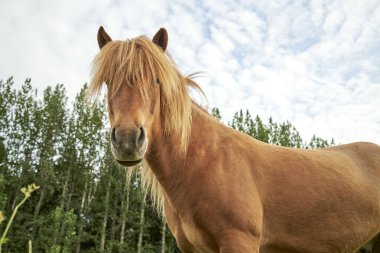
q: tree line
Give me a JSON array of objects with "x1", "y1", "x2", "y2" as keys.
[{"x1": 0, "y1": 77, "x2": 334, "y2": 252}]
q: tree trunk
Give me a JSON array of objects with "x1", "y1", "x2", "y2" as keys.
[
  {"x1": 110, "y1": 195, "x2": 118, "y2": 242},
  {"x1": 137, "y1": 196, "x2": 146, "y2": 253},
  {"x1": 31, "y1": 187, "x2": 46, "y2": 238},
  {"x1": 161, "y1": 221, "x2": 166, "y2": 253},
  {"x1": 119, "y1": 177, "x2": 130, "y2": 248},
  {"x1": 75, "y1": 181, "x2": 88, "y2": 253},
  {"x1": 53, "y1": 169, "x2": 71, "y2": 245},
  {"x1": 100, "y1": 179, "x2": 111, "y2": 252},
  {"x1": 58, "y1": 186, "x2": 73, "y2": 246},
  {"x1": 9, "y1": 185, "x2": 20, "y2": 212},
  {"x1": 60, "y1": 166, "x2": 71, "y2": 210},
  {"x1": 87, "y1": 180, "x2": 97, "y2": 207}
]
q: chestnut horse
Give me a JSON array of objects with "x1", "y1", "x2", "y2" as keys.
[{"x1": 88, "y1": 27, "x2": 380, "y2": 253}]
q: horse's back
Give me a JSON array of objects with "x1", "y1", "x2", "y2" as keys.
[
  {"x1": 257, "y1": 141, "x2": 380, "y2": 253},
  {"x1": 326, "y1": 142, "x2": 380, "y2": 187}
]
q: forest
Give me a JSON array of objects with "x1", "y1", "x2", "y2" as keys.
[{"x1": 0, "y1": 77, "x2": 335, "y2": 252}]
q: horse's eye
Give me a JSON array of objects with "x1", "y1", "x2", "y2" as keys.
[{"x1": 155, "y1": 79, "x2": 161, "y2": 86}]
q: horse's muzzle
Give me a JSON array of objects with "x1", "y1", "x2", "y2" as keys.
[{"x1": 110, "y1": 126, "x2": 147, "y2": 166}]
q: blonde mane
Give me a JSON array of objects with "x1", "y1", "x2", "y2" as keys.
[{"x1": 87, "y1": 35, "x2": 203, "y2": 215}]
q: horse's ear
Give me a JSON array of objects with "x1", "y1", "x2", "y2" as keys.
[
  {"x1": 97, "y1": 26, "x2": 112, "y2": 49},
  {"x1": 152, "y1": 28, "x2": 168, "y2": 51}
]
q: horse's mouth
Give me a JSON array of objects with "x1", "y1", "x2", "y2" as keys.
[{"x1": 116, "y1": 158, "x2": 143, "y2": 167}]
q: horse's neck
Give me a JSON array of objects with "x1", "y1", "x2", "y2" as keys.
[{"x1": 146, "y1": 103, "x2": 219, "y2": 192}]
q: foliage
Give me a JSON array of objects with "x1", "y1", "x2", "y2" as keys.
[
  {"x1": 0, "y1": 184, "x2": 39, "y2": 253},
  {"x1": 228, "y1": 109, "x2": 334, "y2": 148},
  {"x1": 0, "y1": 78, "x2": 336, "y2": 252}
]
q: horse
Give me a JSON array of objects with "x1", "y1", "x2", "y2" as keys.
[{"x1": 88, "y1": 26, "x2": 380, "y2": 253}]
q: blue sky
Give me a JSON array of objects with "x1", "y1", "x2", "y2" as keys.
[{"x1": 1, "y1": 0, "x2": 379, "y2": 144}]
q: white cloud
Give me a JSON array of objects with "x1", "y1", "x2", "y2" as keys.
[{"x1": 0, "y1": 0, "x2": 379, "y2": 144}]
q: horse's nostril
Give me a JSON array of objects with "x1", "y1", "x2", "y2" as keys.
[
  {"x1": 138, "y1": 127, "x2": 145, "y2": 143},
  {"x1": 111, "y1": 127, "x2": 117, "y2": 143}
]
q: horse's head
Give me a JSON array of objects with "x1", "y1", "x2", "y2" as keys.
[
  {"x1": 89, "y1": 27, "x2": 198, "y2": 167},
  {"x1": 96, "y1": 27, "x2": 169, "y2": 167}
]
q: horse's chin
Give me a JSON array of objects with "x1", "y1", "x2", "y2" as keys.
[{"x1": 116, "y1": 158, "x2": 143, "y2": 167}]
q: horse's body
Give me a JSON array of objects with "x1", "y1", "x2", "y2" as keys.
[
  {"x1": 155, "y1": 105, "x2": 380, "y2": 253},
  {"x1": 88, "y1": 27, "x2": 380, "y2": 253}
]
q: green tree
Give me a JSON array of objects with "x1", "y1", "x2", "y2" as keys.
[
  {"x1": 71, "y1": 85, "x2": 106, "y2": 253},
  {"x1": 32, "y1": 84, "x2": 68, "y2": 245},
  {"x1": 229, "y1": 109, "x2": 330, "y2": 149},
  {"x1": 308, "y1": 135, "x2": 335, "y2": 149},
  {"x1": 211, "y1": 107, "x2": 222, "y2": 120}
]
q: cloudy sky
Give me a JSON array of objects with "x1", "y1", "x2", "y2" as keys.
[{"x1": 1, "y1": 0, "x2": 379, "y2": 144}]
